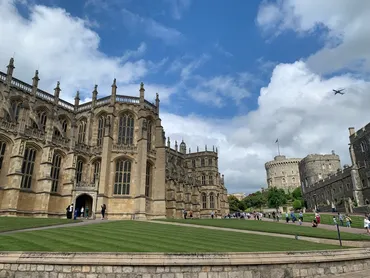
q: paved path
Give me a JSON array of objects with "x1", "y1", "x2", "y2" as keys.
[
  {"x1": 0, "y1": 219, "x2": 115, "y2": 235},
  {"x1": 261, "y1": 217, "x2": 367, "y2": 234},
  {"x1": 151, "y1": 220, "x2": 370, "y2": 247}
]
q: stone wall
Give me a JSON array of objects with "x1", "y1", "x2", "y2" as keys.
[{"x1": 1, "y1": 249, "x2": 370, "y2": 278}]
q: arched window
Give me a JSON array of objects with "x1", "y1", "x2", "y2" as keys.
[
  {"x1": 210, "y1": 193, "x2": 215, "y2": 209},
  {"x1": 208, "y1": 158, "x2": 212, "y2": 166},
  {"x1": 78, "y1": 120, "x2": 87, "y2": 144},
  {"x1": 97, "y1": 116, "x2": 105, "y2": 146},
  {"x1": 202, "y1": 193, "x2": 207, "y2": 209},
  {"x1": 38, "y1": 111, "x2": 47, "y2": 131},
  {"x1": 21, "y1": 147, "x2": 37, "y2": 189},
  {"x1": 75, "y1": 159, "x2": 83, "y2": 185},
  {"x1": 118, "y1": 113, "x2": 134, "y2": 145},
  {"x1": 0, "y1": 141, "x2": 7, "y2": 169},
  {"x1": 114, "y1": 159, "x2": 131, "y2": 195},
  {"x1": 147, "y1": 119, "x2": 152, "y2": 151},
  {"x1": 201, "y1": 158, "x2": 205, "y2": 167},
  {"x1": 201, "y1": 175, "x2": 206, "y2": 185},
  {"x1": 192, "y1": 159, "x2": 196, "y2": 168},
  {"x1": 145, "y1": 162, "x2": 152, "y2": 197},
  {"x1": 208, "y1": 175, "x2": 213, "y2": 185},
  {"x1": 10, "y1": 100, "x2": 21, "y2": 122},
  {"x1": 92, "y1": 160, "x2": 101, "y2": 184},
  {"x1": 50, "y1": 153, "x2": 62, "y2": 192}
]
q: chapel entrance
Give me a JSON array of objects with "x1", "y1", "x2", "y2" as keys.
[{"x1": 75, "y1": 194, "x2": 93, "y2": 218}]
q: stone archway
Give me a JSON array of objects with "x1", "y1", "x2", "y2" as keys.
[{"x1": 75, "y1": 194, "x2": 93, "y2": 218}]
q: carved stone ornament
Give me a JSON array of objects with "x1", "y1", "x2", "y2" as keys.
[
  {"x1": 72, "y1": 156, "x2": 77, "y2": 167},
  {"x1": 18, "y1": 141, "x2": 25, "y2": 155},
  {"x1": 142, "y1": 119, "x2": 148, "y2": 131},
  {"x1": 48, "y1": 148, "x2": 53, "y2": 162}
]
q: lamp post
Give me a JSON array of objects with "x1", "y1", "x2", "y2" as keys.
[{"x1": 336, "y1": 223, "x2": 342, "y2": 247}]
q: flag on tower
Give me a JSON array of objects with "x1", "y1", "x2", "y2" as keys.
[{"x1": 275, "y1": 138, "x2": 279, "y2": 143}]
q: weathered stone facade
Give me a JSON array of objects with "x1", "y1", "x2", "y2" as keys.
[
  {"x1": 1, "y1": 249, "x2": 369, "y2": 278},
  {"x1": 265, "y1": 155, "x2": 302, "y2": 192},
  {"x1": 0, "y1": 58, "x2": 229, "y2": 219}
]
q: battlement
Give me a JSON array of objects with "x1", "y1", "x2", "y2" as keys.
[
  {"x1": 0, "y1": 65, "x2": 157, "y2": 114},
  {"x1": 299, "y1": 153, "x2": 340, "y2": 165},
  {"x1": 349, "y1": 123, "x2": 370, "y2": 143},
  {"x1": 305, "y1": 167, "x2": 352, "y2": 192},
  {"x1": 265, "y1": 157, "x2": 301, "y2": 169}
]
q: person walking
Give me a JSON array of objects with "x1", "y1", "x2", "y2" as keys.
[{"x1": 101, "y1": 204, "x2": 106, "y2": 220}]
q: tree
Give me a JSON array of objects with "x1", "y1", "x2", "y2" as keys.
[
  {"x1": 292, "y1": 187, "x2": 302, "y2": 199},
  {"x1": 228, "y1": 195, "x2": 246, "y2": 212},
  {"x1": 293, "y1": 199, "x2": 302, "y2": 210},
  {"x1": 243, "y1": 191, "x2": 267, "y2": 209},
  {"x1": 267, "y1": 187, "x2": 287, "y2": 210}
]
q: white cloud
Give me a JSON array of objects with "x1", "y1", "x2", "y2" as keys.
[
  {"x1": 163, "y1": 0, "x2": 191, "y2": 20},
  {"x1": 0, "y1": 0, "x2": 171, "y2": 104},
  {"x1": 120, "y1": 42, "x2": 147, "y2": 62},
  {"x1": 163, "y1": 61, "x2": 370, "y2": 193},
  {"x1": 121, "y1": 8, "x2": 184, "y2": 45},
  {"x1": 256, "y1": 0, "x2": 370, "y2": 74},
  {"x1": 214, "y1": 42, "x2": 233, "y2": 58}
]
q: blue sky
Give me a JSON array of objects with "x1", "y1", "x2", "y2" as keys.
[{"x1": 2, "y1": 0, "x2": 370, "y2": 193}]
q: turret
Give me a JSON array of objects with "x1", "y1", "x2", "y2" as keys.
[
  {"x1": 175, "y1": 140, "x2": 178, "y2": 152},
  {"x1": 167, "y1": 137, "x2": 170, "y2": 148},
  {"x1": 6, "y1": 57, "x2": 15, "y2": 84},
  {"x1": 92, "y1": 85, "x2": 98, "y2": 108},
  {"x1": 110, "y1": 78, "x2": 117, "y2": 106},
  {"x1": 31, "y1": 70, "x2": 39, "y2": 98},
  {"x1": 54, "y1": 81, "x2": 61, "y2": 104},
  {"x1": 155, "y1": 93, "x2": 160, "y2": 113},
  {"x1": 139, "y1": 82, "x2": 145, "y2": 104},
  {"x1": 74, "y1": 91, "x2": 80, "y2": 108},
  {"x1": 180, "y1": 140, "x2": 186, "y2": 154}
]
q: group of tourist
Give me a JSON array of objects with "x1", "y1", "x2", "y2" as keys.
[
  {"x1": 65, "y1": 203, "x2": 107, "y2": 220},
  {"x1": 332, "y1": 212, "x2": 352, "y2": 228}
]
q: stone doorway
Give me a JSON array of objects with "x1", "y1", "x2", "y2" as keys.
[{"x1": 75, "y1": 194, "x2": 93, "y2": 218}]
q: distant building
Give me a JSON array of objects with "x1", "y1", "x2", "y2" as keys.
[
  {"x1": 265, "y1": 155, "x2": 302, "y2": 192},
  {"x1": 228, "y1": 193, "x2": 246, "y2": 201}
]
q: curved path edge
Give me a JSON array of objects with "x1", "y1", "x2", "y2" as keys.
[{"x1": 151, "y1": 220, "x2": 370, "y2": 248}]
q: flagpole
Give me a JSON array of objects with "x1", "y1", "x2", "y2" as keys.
[{"x1": 277, "y1": 140, "x2": 280, "y2": 156}]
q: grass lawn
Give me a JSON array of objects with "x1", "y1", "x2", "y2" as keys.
[
  {"x1": 0, "y1": 220, "x2": 343, "y2": 252},
  {"x1": 0, "y1": 217, "x2": 78, "y2": 232},
  {"x1": 157, "y1": 219, "x2": 370, "y2": 241},
  {"x1": 303, "y1": 213, "x2": 364, "y2": 229}
]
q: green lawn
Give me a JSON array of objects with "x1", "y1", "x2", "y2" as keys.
[
  {"x1": 303, "y1": 213, "x2": 364, "y2": 229},
  {"x1": 0, "y1": 217, "x2": 78, "y2": 232},
  {"x1": 156, "y1": 219, "x2": 370, "y2": 241},
  {"x1": 0, "y1": 221, "x2": 343, "y2": 252}
]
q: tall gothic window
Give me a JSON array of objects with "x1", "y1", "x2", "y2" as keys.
[
  {"x1": 201, "y1": 158, "x2": 205, "y2": 167},
  {"x1": 210, "y1": 193, "x2": 215, "y2": 209},
  {"x1": 97, "y1": 116, "x2": 105, "y2": 146},
  {"x1": 50, "y1": 153, "x2": 62, "y2": 192},
  {"x1": 145, "y1": 162, "x2": 152, "y2": 197},
  {"x1": 114, "y1": 159, "x2": 131, "y2": 195},
  {"x1": 209, "y1": 175, "x2": 213, "y2": 185},
  {"x1": 118, "y1": 114, "x2": 134, "y2": 145},
  {"x1": 201, "y1": 175, "x2": 206, "y2": 185},
  {"x1": 147, "y1": 119, "x2": 152, "y2": 151},
  {"x1": 216, "y1": 193, "x2": 220, "y2": 209},
  {"x1": 21, "y1": 147, "x2": 37, "y2": 189},
  {"x1": 92, "y1": 160, "x2": 101, "y2": 184},
  {"x1": 192, "y1": 159, "x2": 196, "y2": 168},
  {"x1": 10, "y1": 100, "x2": 21, "y2": 122},
  {"x1": 75, "y1": 159, "x2": 83, "y2": 185},
  {"x1": 78, "y1": 120, "x2": 87, "y2": 144},
  {"x1": 0, "y1": 141, "x2": 6, "y2": 169},
  {"x1": 202, "y1": 193, "x2": 207, "y2": 209},
  {"x1": 208, "y1": 158, "x2": 212, "y2": 166},
  {"x1": 38, "y1": 111, "x2": 47, "y2": 132}
]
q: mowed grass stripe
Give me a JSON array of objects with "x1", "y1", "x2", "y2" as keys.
[
  {"x1": 0, "y1": 221, "x2": 342, "y2": 252},
  {"x1": 0, "y1": 217, "x2": 77, "y2": 232},
  {"x1": 158, "y1": 219, "x2": 370, "y2": 241}
]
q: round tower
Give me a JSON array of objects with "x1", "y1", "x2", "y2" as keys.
[
  {"x1": 264, "y1": 155, "x2": 302, "y2": 192},
  {"x1": 179, "y1": 140, "x2": 186, "y2": 154},
  {"x1": 298, "y1": 154, "x2": 342, "y2": 192}
]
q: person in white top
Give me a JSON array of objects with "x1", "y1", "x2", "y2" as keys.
[
  {"x1": 80, "y1": 207, "x2": 84, "y2": 218},
  {"x1": 364, "y1": 216, "x2": 370, "y2": 234}
]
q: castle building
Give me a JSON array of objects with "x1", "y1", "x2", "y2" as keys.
[
  {"x1": 227, "y1": 193, "x2": 246, "y2": 201},
  {"x1": 0, "y1": 58, "x2": 229, "y2": 219},
  {"x1": 264, "y1": 155, "x2": 302, "y2": 192},
  {"x1": 300, "y1": 126, "x2": 370, "y2": 212}
]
